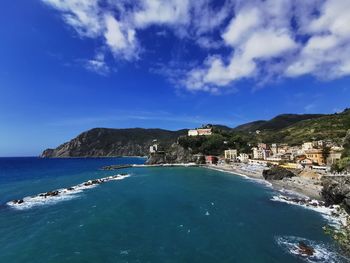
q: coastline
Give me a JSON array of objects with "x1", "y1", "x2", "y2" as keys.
[{"x1": 203, "y1": 163, "x2": 323, "y2": 200}]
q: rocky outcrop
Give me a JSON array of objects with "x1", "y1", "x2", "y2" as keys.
[
  {"x1": 321, "y1": 176, "x2": 350, "y2": 211},
  {"x1": 145, "y1": 152, "x2": 167, "y2": 165},
  {"x1": 297, "y1": 242, "x2": 315, "y2": 256},
  {"x1": 263, "y1": 166, "x2": 296, "y2": 180},
  {"x1": 146, "y1": 143, "x2": 205, "y2": 165},
  {"x1": 41, "y1": 128, "x2": 187, "y2": 158},
  {"x1": 164, "y1": 143, "x2": 194, "y2": 163}
]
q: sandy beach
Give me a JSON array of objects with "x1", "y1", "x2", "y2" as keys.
[{"x1": 205, "y1": 163, "x2": 323, "y2": 200}]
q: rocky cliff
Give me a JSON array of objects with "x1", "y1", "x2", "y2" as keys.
[
  {"x1": 321, "y1": 176, "x2": 350, "y2": 211},
  {"x1": 145, "y1": 143, "x2": 204, "y2": 165},
  {"x1": 41, "y1": 128, "x2": 187, "y2": 158}
]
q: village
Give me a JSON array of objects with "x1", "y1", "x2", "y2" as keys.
[{"x1": 149, "y1": 125, "x2": 347, "y2": 179}]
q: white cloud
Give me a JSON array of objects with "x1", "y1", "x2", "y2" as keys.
[
  {"x1": 84, "y1": 52, "x2": 110, "y2": 75},
  {"x1": 285, "y1": 0, "x2": 350, "y2": 79},
  {"x1": 42, "y1": 0, "x2": 350, "y2": 91},
  {"x1": 104, "y1": 14, "x2": 139, "y2": 60},
  {"x1": 222, "y1": 8, "x2": 260, "y2": 46},
  {"x1": 42, "y1": 0, "x2": 102, "y2": 37},
  {"x1": 186, "y1": 0, "x2": 298, "y2": 90},
  {"x1": 134, "y1": 0, "x2": 190, "y2": 28}
]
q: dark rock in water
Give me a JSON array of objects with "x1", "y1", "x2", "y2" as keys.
[
  {"x1": 321, "y1": 176, "x2": 350, "y2": 212},
  {"x1": 263, "y1": 166, "x2": 296, "y2": 180},
  {"x1": 13, "y1": 199, "x2": 24, "y2": 204},
  {"x1": 297, "y1": 241, "x2": 315, "y2": 256},
  {"x1": 46, "y1": 191, "x2": 59, "y2": 197},
  {"x1": 102, "y1": 165, "x2": 133, "y2": 170},
  {"x1": 67, "y1": 187, "x2": 74, "y2": 191},
  {"x1": 91, "y1": 180, "x2": 100, "y2": 184}
]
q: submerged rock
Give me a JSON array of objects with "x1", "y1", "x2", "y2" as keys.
[
  {"x1": 297, "y1": 241, "x2": 315, "y2": 256},
  {"x1": 263, "y1": 166, "x2": 296, "y2": 180},
  {"x1": 12, "y1": 199, "x2": 24, "y2": 204}
]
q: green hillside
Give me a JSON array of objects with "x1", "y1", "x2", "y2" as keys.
[
  {"x1": 233, "y1": 114, "x2": 324, "y2": 132},
  {"x1": 259, "y1": 109, "x2": 350, "y2": 145}
]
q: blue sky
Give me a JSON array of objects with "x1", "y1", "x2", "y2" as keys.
[{"x1": 1, "y1": 0, "x2": 350, "y2": 156}]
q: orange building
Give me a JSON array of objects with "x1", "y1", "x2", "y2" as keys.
[{"x1": 305, "y1": 149, "x2": 325, "y2": 165}]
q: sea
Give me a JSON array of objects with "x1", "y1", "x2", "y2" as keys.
[{"x1": 0, "y1": 157, "x2": 348, "y2": 263}]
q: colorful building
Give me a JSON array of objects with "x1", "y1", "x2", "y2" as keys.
[
  {"x1": 305, "y1": 149, "x2": 325, "y2": 165},
  {"x1": 205, "y1": 156, "x2": 218, "y2": 164}
]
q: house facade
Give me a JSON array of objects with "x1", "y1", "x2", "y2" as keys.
[
  {"x1": 224, "y1": 149, "x2": 238, "y2": 160},
  {"x1": 305, "y1": 149, "x2": 325, "y2": 165},
  {"x1": 188, "y1": 128, "x2": 212, "y2": 136}
]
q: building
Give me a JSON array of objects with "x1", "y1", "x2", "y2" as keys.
[
  {"x1": 258, "y1": 143, "x2": 268, "y2": 150},
  {"x1": 316, "y1": 140, "x2": 325, "y2": 147},
  {"x1": 281, "y1": 152, "x2": 293, "y2": 161},
  {"x1": 305, "y1": 149, "x2": 325, "y2": 165},
  {"x1": 197, "y1": 128, "x2": 212, "y2": 136},
  {"x1": 252, "y1": 147, "x2": 263, "y2": 159},
  {"x1": 327, "y1": 150, "x2": 342, "y2": 165},
  {"x1": 205, "y1": 156, "x2": 218, "y2": 164},
  {"x1": 262, "y1": 149, "x2": 271, "y2": 160},
  {"x1": 271, "y1": 143, "x2": 278, "y2": 155},
  {"x1": 193, "y1": 154, "x2": 205, "y2": 164},
  {"x1": 266, "y1": 156, "x2": 282, "y2": 162},
  {"x1": 188, "y1": 129, "x2": 198, "y2": 136},
  {"x1": 149, "y1": 143, "x2": 158, "y2": 153},
  {"x1": 224, "y1": 149, "x2": 238, "y2": 160},
  {"x1": 302, "y1": 142, "x2": 314, "y2": 152},
  {"x1": 252, "y1": 146, "x2": 271, "y2": 160},
  {"x1": 237, "y1": 153, "x2": 249, "y2": 163},
  {"x1": 188, "y1": 128, "x2": 212, "y2": 136},
  {"x1": 280, "y1": 163, "x2": 302, "y2": 169},
  {"x1": 299, "y1": 158, "x2": 313, "y2": 168},
  {"x1": 248, "y1": 159, "x2": 278, "y2": 166}
]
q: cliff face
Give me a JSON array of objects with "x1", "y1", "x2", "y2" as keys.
[
  {"x1": 322, "y1": 176, "x2": 350, "y2": 211},
  {"x1": 41, "y1": 128, "x2": 187, "y2": 158},
  {"x1": 145, "y1": 143, "x2": 205, "y2": 165}
]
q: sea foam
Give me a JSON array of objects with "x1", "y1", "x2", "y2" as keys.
[
  {"x1": 276, "y1": 236, "x2": 342, "y2": 263},
  {"x1": 271, "y1": 194, "x2": 346, "y2": 226},
  {"x1": 7, "y1": 174, "x2": 130, "y2": 210}
]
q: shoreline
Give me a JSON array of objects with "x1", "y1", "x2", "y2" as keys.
[
  {"x1": 103, "y1": 161, "x2": 323, "y2": 200},
  {"x1": 203, "y1": 163, "x2": 323, "y2": 200}
]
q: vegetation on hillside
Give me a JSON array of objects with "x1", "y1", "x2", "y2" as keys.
[
  {"x1": 258, "y1": 109, "x2": 350, "y2": 145},
  {"x1": 233, "y1": 114, "x2": 324, "y2": 132},
  {"x1": 332, "y1": 129, "x2": 350, "y2": 172},
  {"x1": 42, "y1": 109, "x2": 350, "y2": 159},
  {"x1": 180, "y1": 109, "x2": 350, "y2": 157}
]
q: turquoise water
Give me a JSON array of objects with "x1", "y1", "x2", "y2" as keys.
[{"x1": 0, "y1": 157, "x2": 346, "y2": 262}]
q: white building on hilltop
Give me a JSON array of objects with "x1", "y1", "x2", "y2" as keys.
[
  {"x1": 188, "y1": 128, "x2": 212, "y2": 136},
  {"x1": 149, "y1": 144, "x2": 158, "y2": 153}
]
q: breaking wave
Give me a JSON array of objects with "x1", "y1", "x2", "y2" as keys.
[
  {"x1": 6, "y1": 174, "x2": 130, "y2": 210},
  {"x1": 271, "y1": 194, "x2": 346, "y2": 226},
  {"x1": 276, "y1": 236, "x2": 344, "y2": 263}
]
